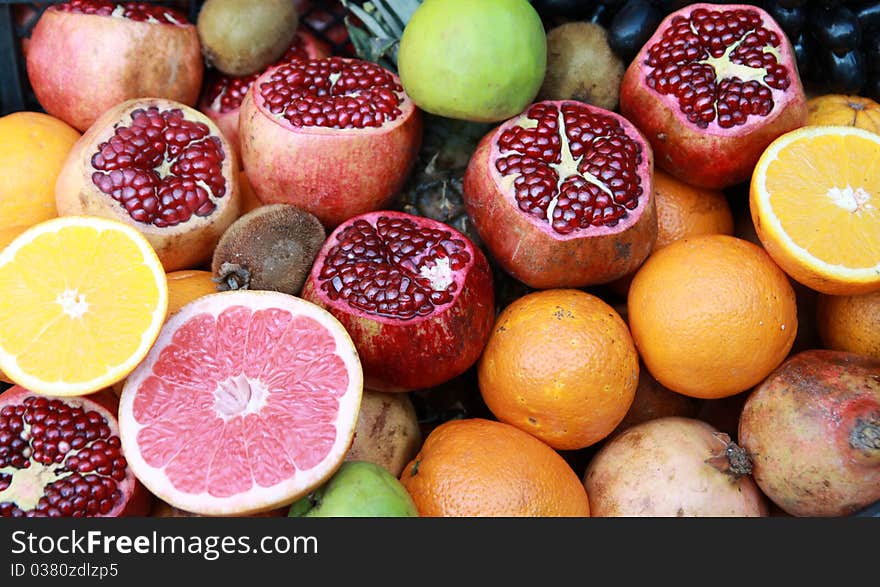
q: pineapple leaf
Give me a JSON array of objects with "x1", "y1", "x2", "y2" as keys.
[
  {"x1": 345, "y1": 22, "x2": 398, "y2": 70},
  {"x1": 340, "y1": 0, "x2": 424, "y2": 70}
]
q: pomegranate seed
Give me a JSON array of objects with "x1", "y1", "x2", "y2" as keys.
[{"x1": 57, "y1": 0, "x2": 187, "y2": 25}]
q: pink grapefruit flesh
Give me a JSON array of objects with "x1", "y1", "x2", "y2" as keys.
[{"x1": 118, "y1": 290, "x2": 363, "y2": 516}]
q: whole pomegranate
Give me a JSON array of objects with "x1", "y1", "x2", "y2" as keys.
[
  {"x1": 55, "y1": 98, "x2": 241, "y2": 272},
  {"x1": 26, "y1": 0, "x2": 203, "y2": 133},
  {"x1": 583, "y1": 416, "x2": 768, "y2": 517},
  {"x1": 300, "y1": 210, "x2": 495, "y2": 392},
  {"x1": 618, "y1": 3, "x2": 807, "y2": 189},
  {"x1": 198, "y1": 28, "x2": 332, "y2": 160},
  {"x1": 239, "y1": 57, "x2": 423, "y2": 228},
  {"x1": 463, "y1": 100, "x2": 657, "y2": 289},
  {"x1": 739, "y1": 349, "x2": 880, "y2": 517},
  {"x1": 0, "y1": 385, "x2": 150, "y2": 517}
]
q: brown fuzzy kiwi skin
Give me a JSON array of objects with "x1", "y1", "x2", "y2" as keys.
[
  {"x1": 197, "y1": 0, "x2": 300, "y2": 77},
  {"x1": 211, "y1": 204, "x2": 327, "y2": 296},
  {"x1": 536, "y1": 21, "x2": 625, "y2": 111}
]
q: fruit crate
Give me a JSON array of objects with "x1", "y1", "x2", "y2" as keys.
[{"x1": 0, "y1": 0, "x2": 355, "y2": 117}]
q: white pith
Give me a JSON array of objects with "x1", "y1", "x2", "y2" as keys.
[
  {"x1": 418, "y1": 256, "x2": 454, "y2": 291},
  {"x1": 827, "y1": 186, "x2": 872, "y2": 213},
  {"x1": 117, "y1": 291, "x2": 364, "y2": 516},
  {"x1": 213, "y1": 374, "x2": 268, "y2": 422},
  {"x1": 56, "y1": 289, "x2": 89, "y2": 319},
  {"x1": 753, "y1": 126, "x2": 880, "y2": 281},
  {"x1": 0, "y1": 217, "x2": 169, "y2": 397}
]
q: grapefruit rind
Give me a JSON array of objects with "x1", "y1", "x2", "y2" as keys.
[
  {"x1": 118, "y1": 290, "x2": 364, "y2": 516},
  {"x1": 0, "y1": 216, "x2": 168, "y2": 397},
  {"x1": 750, "y1": 125, "x2": 880, "y2": 295}
]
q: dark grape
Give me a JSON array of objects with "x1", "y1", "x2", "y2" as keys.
[
  {"x1": 607, "y1": 0, "x2": 665, "y2": 63},
  {"x1": 763, "y1": 0, "x2": 807, "y2": 36},
  {"x1": 585, "y1": 2, "x2": 616, "y2": 27},
  {"x1": 792, "y1": 30, "x2": 818, "y2": 82},
  {"x1": 865, "y1": 34, "x2": 880, "y2": 72},
  {"x1": 649, "y1": 0, "x2": 691, "y2": 10},
  {"x1": 777, "y1": 0, "x2": 807, "y2": 8},
  {"x1": 821, "y1": 47, "x2": 868, "y2": 93},
  {"x1": 811, "y1": 5, "x2": 863, "y2": 55},
  {"x1": 530, "y1": 0, "x2": 597, "y2": 18},
  {"x1": 855, "y1": 2, "x2": 880, "y2": 33},
  {"x1": 864, "y1": 72, "x2": 880, "y2": 101}
]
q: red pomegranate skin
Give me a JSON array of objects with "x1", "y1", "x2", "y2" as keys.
[
  {"x1": 463, "y1": 100, "x2": 657, "y2": 289},
  {"x1": 738, "y1": 350, "x2": 880, "y2": 517},
  {"x1": 239, "y1": 58, "x2": 423, "y2": 228},
  {"x1": 55, "y1": 98, "x2": 241, "y2": 272},
  {"x1": 300, "y1": 211, "x2": 495, "y2": 393},
  {"x1": 618, "y1": 3, "x2": 807, "y2": 189},
  {"x1": 26, "y1": 2, "x2": 203, "y2": 133},
  {"x1": 199, "y1": 29, "x2": 333, "y2": 160},
  {"x1": 0, "y1": 385, "x2": 151, "y2": 518}
]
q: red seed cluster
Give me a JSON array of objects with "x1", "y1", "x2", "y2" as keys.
[
  {"x1": 494, "y1": 102, "x2": 644, "y2": 235},
  {"x1": 90, "y1": 107, "x2": 227, "y2": 227},
  {"x1": 644, "y1": 7, "x2": 790, "y2": 128},
  {"x1": 318, "y1": 216, "x2": 471, "y2": 319},
  {"x1": 0, "y1": 396, "x2": 128, "y2": 518},
  {"x1": 259, "y1": 57, "x2": 404, "y2": 129},
  {"x1": 57, "y1": 0, "x2": 187, "y2": 24},
  {"x1": 205, "y1": 33, "x2": 314, "y2": 114}
]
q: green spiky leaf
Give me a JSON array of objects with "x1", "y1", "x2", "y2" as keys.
[{"x1": 340, "y1": 0, "x2": 423, "y2": 71}]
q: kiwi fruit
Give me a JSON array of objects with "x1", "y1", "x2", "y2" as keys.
[
  {"x1": 211, "y1": 204, "x2": 327, "y2": 296},
  {"x1": 197, "y1": 0, "x2": 300, "y2": 76},
  {"x1": 537, "y1": 21, "x2": 626, "y2": 111}
]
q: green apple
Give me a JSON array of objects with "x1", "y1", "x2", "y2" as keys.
[
  {"x1": 288, "y1": 461, "x2": 419, "y2": 517},
  {"x1": 397, "y1": 0, "x2": 547, "y2": 123}
]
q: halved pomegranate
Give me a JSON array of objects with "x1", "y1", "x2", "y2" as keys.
[
  {"x1": 26, "y1": 0, "x2": 203, "y2": 133},
  {"x1": 300, "y1": 210, "x2": 495, "y2": 393},
  {"x1": 0, "y1": 385, "x2": 150, "y2": 517},
  {"x1": 55, "y1": 98, "x2": 241, "y2": 272},
  {"x1": 239, "y1": 57, "x2": 423, "y2": 228},
  {"x1": 463, "y1": 100, "x2": 657, "y2": 290},
  {"x1": 618, "y1": 3, "x2": 807, "y2": 189},
  {"x1": 199, "y1": 28, "x2": 333, "y2": 159}
]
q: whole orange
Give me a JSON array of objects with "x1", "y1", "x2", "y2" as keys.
[
  {"x1": 816, "y1": 291, "x2": 880, "y2": 360},
  {"x1": 399, "y1": 418, "x2": 590, "y2": 517},
  {"x1": 628, "y1": 234, "x2": 798, "y2": 399},
  {"x1": 478, "y1": 288, "x2": 638, "y2": 450},
  {"x1": 165, "y1": 269, "x2": 219, "y2": 318},
  {"x1": 607, "y1": 169, "x2": 734, "y2": 296},
  {"x1": 0, "y1": 111, "x2": 80, "y2": 229},
  {"x1": 806, "y1": 94, "x2": 880, "y2": 133}
]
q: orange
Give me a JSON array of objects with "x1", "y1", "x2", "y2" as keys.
[
  {"x1": 750, "y1": 125, "x2": 880, "y2": 295},
  {"x1": 399, "y1": 418, "x2": 591, "y2": 517},
  {"x1": 816, "y1": 291, "x2": 880, "y2": 360},
  {"x1": 165, "y1": 269, "x2": 218, "y2": 318},
  {"x1": 651, "y1": 169, "x2": 735, "y2": 249},
  {"x1": 478, "y1": 288, "x2": 638, "y2": 450},
  {"x1": 608, "y1": 170, "x2": 735, "y2": 296},
  {"x1": 0, "y1": 111, "x2": 80, "y2": 230},
  {"x1": 628, "y1": 234, "x2": 797, "y2": 399},
  {"x1": 0, "y1": 225, "x2": 29, "y2": 251},
  {"x1": 806, "y1": 94, "x2": 880, "y2": 134},
  {"x1": 0, "y1": 216, "x2": 168, "y2": 396}
]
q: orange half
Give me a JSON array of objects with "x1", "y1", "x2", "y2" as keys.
[
  {"x1": 750, "y1": 125, "x2": 880, "y2": 295},
  {"x1": 0, "y1": 216, "x2": 168, "y2": 396}
]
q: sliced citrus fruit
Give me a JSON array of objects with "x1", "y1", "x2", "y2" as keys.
[
  {"x1": 750, "y1": 125, "x2": 880, "y2": 295},
  {"x1": 118, "y1": 290, "x2": 363, "y2": 516},
  {"x1": 0, "y1": 216, "x2": 168, "y2": 396}
]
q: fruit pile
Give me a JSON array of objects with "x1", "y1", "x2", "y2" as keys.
[{"x1": 1, "y1": 0, "x2": 879, "y2": 519}]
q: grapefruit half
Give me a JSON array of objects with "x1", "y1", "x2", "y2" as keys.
[{"x1": 118, "y1": 290, "x2": 363, "y2": 516}]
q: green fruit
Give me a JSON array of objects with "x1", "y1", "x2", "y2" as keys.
[
  {"x1": 397, "y1": 0, "x2": 547, "y2": 123},
  {"x1": 288, "y1": 461, "x2": 419, "y2": 517}
]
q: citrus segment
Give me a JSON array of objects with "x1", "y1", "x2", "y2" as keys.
[
  {"x1": 0, "y1": 216, "x2": 167, "y2": 396},
  {"x1": 750, "y1": 126, "x2": 880, "y2": 295},
  {"x1": 119, "y1": 291, "x2": 363, "y2": 516}
]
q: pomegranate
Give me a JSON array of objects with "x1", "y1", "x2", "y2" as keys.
[
  {"x1": 55, "y1": 98, "x2": 241, "y2": 272},
  {"x1": 738, "y1": 350, "x2": 880, "y2": 517},
  {"x1": 25, "y1": 0, "x2": 203, "y2": 133},
  {"x1": 239, "y1": 57, "x2": 423, "y2": 228},
  {"x1": 618, "y1": 3, "x2": 807, "y2": 189},
  {"x1": 0, "y1": 385, "x2": 150, "y2": 517},
  {"x1": 300, "y1": 210, "x2": 495, "y2": 393},
  {"x1": 199, "y1": 28, "x2": 333, "y2": 160},
  {"x1": 463, "y1": 100, "x2": 657, "y2": 289},
  {"x1": 583, "y1": 416, "x2": 768, "y2": 517}
]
